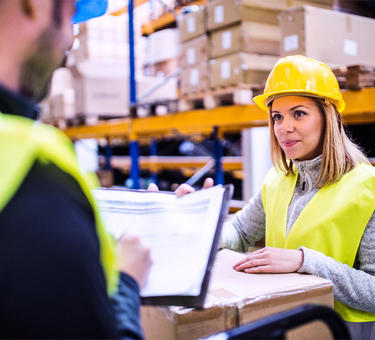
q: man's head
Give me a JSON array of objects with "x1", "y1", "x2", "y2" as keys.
[
  {"x1": 0, "y1": 0, "x2": 107, "y2": 103},
  {"x1": 0, "y1": 0, "x2": 75, "y2": 102}
]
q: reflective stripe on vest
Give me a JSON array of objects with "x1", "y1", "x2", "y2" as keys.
[
  {"x1": 0, "y1": 114, "x2": 118, "y2": 295},
  {"x1": 262, "y1": 163, "x2": 375, "y2": 322}
]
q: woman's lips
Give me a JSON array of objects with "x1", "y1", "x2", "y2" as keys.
[{"x1": 282, "y1": 140, "x2": 299, "y2": 147}]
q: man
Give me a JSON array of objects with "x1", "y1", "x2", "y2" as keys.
[{"x1": 0, "y1": 0, "x2": 151, "y2": 338}]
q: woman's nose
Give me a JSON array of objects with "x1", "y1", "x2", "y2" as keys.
[{"x1": 281, "y1": 116, "x2": 295, "y2": 133}]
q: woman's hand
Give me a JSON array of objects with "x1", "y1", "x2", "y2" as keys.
[
  {"x1": 175, "y1": 178, "x2": 214, "y2": 197},
  {"x1": 233, "y1": 247, "x2": 304, "y2": 274},
  {"x1": 147, "y1": 177, "x2": 214, "y2": 197}
]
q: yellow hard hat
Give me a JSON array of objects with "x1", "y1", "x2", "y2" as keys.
[{"x1": 253, "y1": 55, "x2": 345, "y2": 113}]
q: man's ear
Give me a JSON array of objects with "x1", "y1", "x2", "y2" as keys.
[{"x1": 21, "y1": 0, "x2": 36, "y2": 19}]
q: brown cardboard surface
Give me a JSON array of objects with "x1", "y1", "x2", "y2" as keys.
[
  {"x1": 242, "y1": 0, "x2": 333, "y2": 10},
  {"x1": 280, "y1": 6, "x2": 375, "y2": 66},
  {"x1": 207, "y1": 0, "x2": 280, "y2": 31},
  {"x1": 180, "y1": 63, "x2": 209, "y2": 95},
  {"x1": 180, "y1": 35, "x2": 209, "y2": 68},
  {"x1": 209, "y1": 22, "x2": 280, "y2": 58},
  {"x1": 211, "y1": 250, "x2": 334, "y2": 340},
  {"x1": 141, "y1": 249, "x2": 333, "y2": 340},
  {"x1": 209, "y1": 52, "x2": 278, "y2": 88},
  {"x1": 178, "y1": 9, "x2": 206, "y2": 43}
]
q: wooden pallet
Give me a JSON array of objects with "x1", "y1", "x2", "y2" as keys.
[
  {"x1": 333, "y1": 65, "x2": 375, "y2": 90},
  {"x1": 47, "y1": 113, "x2": 126, "y2": 129},
  {"x1": 178, "y1": 84, "x2": 263, "y2": 111},
  {"x1": 132, "y1": 99, "x2": 179, "y2": 118}
]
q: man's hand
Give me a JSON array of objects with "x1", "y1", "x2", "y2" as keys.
[
  {"x1": 233, "y1": 247, "x2": 304, "y2": 274},
  {"x1": 146, "y1": 177, "x2": 214, "y2": 197},
  {"x1": 117, "y1": 233, "x2": 152, "y2": 289}
]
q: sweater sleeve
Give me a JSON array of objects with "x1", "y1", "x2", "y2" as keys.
[
  {"x1": 298, "y1": 211, "x2": 375, "y2": 313},
  {"x1": 221, "y1": 190, "x2": 266, "y2": 252}
]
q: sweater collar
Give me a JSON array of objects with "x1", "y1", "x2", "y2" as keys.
[{"x1": 292, "y1": 155, "x2": 322, "y2": 187}]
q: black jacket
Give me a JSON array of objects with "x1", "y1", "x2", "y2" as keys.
[{"x1": 0, "y1": 85, "x2": 143, "y2": 339}]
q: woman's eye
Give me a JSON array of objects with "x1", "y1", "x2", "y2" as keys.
[
  {"x1": 294, "y1": 110, "x2": 306, "y2": 118},
  {"x1": 272, "y1": 114, "x2": 282, "y2": 121}
]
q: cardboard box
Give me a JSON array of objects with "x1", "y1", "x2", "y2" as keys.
[
  {"x1": 70, "y1": 61, "x2": 130, "y2": 116},
  {"x1": 178, "y1": 8, "x2": 206, "y2": 42},
  {"x1": 209, "y1": 53, "x2": 278, "y2": 88},
  {"x1": 146, "y1": 29, "x2": 181, "y2": 64},
  {"x1": 181, "y1": 35, "x2": 209, "y2": 68},
  {"x1": 207, "y1": 0, "x2": 280, "y2": 31},
  {"x1": 219, "y1": 0, "x2": 333, "y2": 10},
  {"x1": 180, "y1": 63, "x2": 209, "y2": 95},
  {"x1": 141, "y1": 249, "x2": 333, "y2": 340},
  {"x1": 210, "y1": 22, "x2": 280, "y2": 58},
  {"x1": 280, "y1": 6, "x2": 375, "y2": 66}
]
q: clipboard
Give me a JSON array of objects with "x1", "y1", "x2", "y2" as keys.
[{"x1": 94, "y1": 184, "x2": 234, "y2": 308}]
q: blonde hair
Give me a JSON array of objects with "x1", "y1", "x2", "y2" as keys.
[{"x1": 269, "y1": 98, "x2": 369, "y2": 187}]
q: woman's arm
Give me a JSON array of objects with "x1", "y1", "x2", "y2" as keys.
[
  {"x1": 221, "y1": 190, "x2": 266, "y2": 252},
  {"x1": 299, "y1": 211, "x2": 375, "y2": 313}
]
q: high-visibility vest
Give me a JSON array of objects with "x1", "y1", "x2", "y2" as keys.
[
  {"x1": 0, "y1": 113, "x2": 118, "y2": 295},
  {"x1": 262, "y1": 163, "x2": 375, "y2": 322}
]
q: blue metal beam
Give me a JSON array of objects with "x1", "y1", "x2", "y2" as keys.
[
  {"x1": 150, "y1": 139, "x2": 158, "y2": 185},
  {"x1": 130, "y1": 141, "x2": 140, "y2": 189},
  {"x1": 128, "y1": 0, "x2": 139, "y2": 188},
  {"x1": 213, "y1": 127, "x2": 224, "y2": 185}
]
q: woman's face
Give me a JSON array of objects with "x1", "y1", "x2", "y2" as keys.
[{"x1": 271, "y1": 96, "x2": 325, "y2": 161}]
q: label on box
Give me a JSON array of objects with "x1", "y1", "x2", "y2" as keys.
[
  {"x1": 222, "y1": 31, "x2": 232, "y2": 50},
  {"x1": 187, "y1": 16, "x2": 196, "y2": 33},
  {"x1": 221, "y1": 61, "x2": 231, "y2": 79},
  {"x1": 284, "y1": 34, "x2": 298, "y2": 52},
  {"x1": 190, "y1": 68, "x2": 199, "y2": 85},
  {"x1": 186, "y1": 47, "x2": 196, "y2": 65},
  {"x1": 214, "y1": 5, "x2": 224, "y2": 23},
  {"x1": 344, "y1": 39, "x2": 358, "y2": 56}
]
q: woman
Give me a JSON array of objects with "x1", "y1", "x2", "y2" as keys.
[{"x1": 220, "y1": 55, "x2": 375, "y2": 339}]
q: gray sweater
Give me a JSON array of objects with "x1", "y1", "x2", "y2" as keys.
[{"x1": 222, "y1": 155, "x2": 375, "y2": 316}]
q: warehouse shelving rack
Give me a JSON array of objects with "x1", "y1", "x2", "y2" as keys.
[
  {"x1": 64, "y1": 87, "x2": 375, "y2": 188},
  {"x1": 65, "y1": 3, "x2": 375, "y2": 191}
]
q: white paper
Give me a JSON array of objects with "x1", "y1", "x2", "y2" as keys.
[
  {"x1": 94, "y1": 185, "x2": 225, "y2": 297},
  {"x1": 186, "y1": 47, "x2": 196, "y2": 65},
  {"x1": 344, "y1": 39, "x2": 358, "y2": 56},
  {"x1": 187, "y1": 16, "x2": 196, "y2": 33},
  {"x1": 190, "y1": 68, "x2": 199, "y2": 85},
  {"x1": 284, "y1": 34, "x2": 298, "y2": 52},
  {"x1": 222, "y1": 31, "x2": 232, "y2": 50},
  {"x1": 214, "y1": 5, "x2": 224, "y2": 23},
  {"x1": 221, "y1": 61, "x2": 231, "y2": 79}
]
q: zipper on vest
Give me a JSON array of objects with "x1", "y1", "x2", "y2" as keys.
[{"x1": 302, "y1": 181, "x2": 306, "y2": 191}]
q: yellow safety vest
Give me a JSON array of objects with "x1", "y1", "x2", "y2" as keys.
[
  {"x1": 262, "y1": 163, "x2": 375, "y2": 322},
  {"x1": 0, "y1": 114, "x2": 118, "y2": 295}
]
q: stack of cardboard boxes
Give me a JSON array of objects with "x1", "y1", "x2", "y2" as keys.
[
  {"x1": 207, "y1": 0, "x2": 280, "y2": 88},
  {"x1": 206, "y1": 0, "x2": 336, "y2": 89},
  {"x1": 177, "y1": 0, "x2": 336, "y2": 99},
  {"x1": 179, "y1": 8, "x2": 209, "y2": 95},
  {"x1": 279, "y1": 5, "x2": 375, "y2": 67}
]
